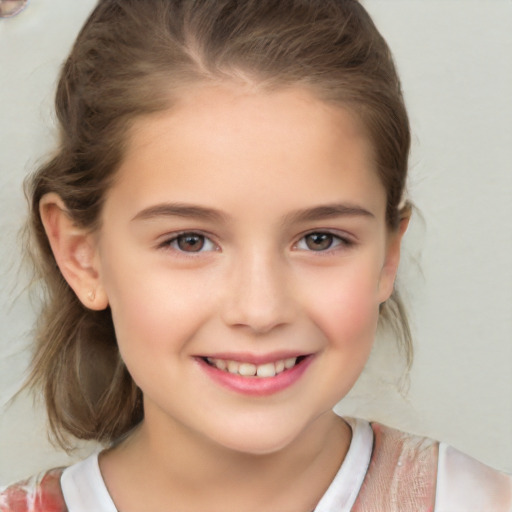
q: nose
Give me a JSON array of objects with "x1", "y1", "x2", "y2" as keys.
[{"x1": 221, "y1": 250, "x2": 295, "y2": 335}]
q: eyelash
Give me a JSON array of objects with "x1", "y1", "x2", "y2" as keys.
[
  {"x1": 158, "y1": 230, "x2": 354, "y2": 255},
  {"x1": 158, "y1": 232, "x2": 218, "y2": 255},
  {"x1": 294, "y1": 231, "x2": 354, "y2": 253}
]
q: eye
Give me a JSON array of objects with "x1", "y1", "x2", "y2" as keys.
[
  {"x1": 163, "y1": 232, "x2": 217, "y2": 253},
  {"x1": 295, "y1": 232, "x2": 350, "y2": 252}
]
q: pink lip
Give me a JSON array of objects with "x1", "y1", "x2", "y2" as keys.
[{"x1": 195, "y1": 354, "x2": 314, "y2": 397}]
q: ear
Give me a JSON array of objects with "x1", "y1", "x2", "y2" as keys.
[
  {"x1": 377, "y1": 216, "x2": 410, "y2": 303},
  {"x1": 39, "y1": 193, "x2": 108, "y2": 310}
]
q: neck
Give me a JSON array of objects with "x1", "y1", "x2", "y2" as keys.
[{"x1": 100, "y1": 410, "x2": 351, "y2": 512}]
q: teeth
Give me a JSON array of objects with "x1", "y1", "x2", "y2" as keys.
[
  {"x1": 227, "y1": 360, "x2": 239, "y2": 374},
  {"x1": 215, "y1": 359, "x2": 227, "y2": 370},
  {"x1": 207, "y1": 357, "x2": 228, "y2": 371},
  {"x1": 239, "y1": 363, "x2": 257, "y2": 376},
  {"x1": 256, "y1": 363, "x2": 276, "y2": 378},
  {"x1": 284, "y1": 357, "x2": 297, "y2": 369},
  {"x1": 205, "y1": 357, "x2": 301, "y2": 378}
]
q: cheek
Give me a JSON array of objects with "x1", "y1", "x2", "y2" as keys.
[
  {"x1": 100, "y1": 253, "x2": 215, "y2": 358},
  {"x1": 303, "y1": 265, "x2": 381, "y2": 347}
]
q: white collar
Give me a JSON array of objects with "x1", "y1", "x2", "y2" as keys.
[
  {"x1": 61, "y1": 451, "x2": 117, "y2": 512},
  {"x1": 314, "y1": 417, "x2": 373, "y2": 512},
  {"x1": 61, "y1": 417, "x2": 373, "y2": 512}
]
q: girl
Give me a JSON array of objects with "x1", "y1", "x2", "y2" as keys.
[{"x1": 1, "y1": 0, "x2": 511, "y2": 510}]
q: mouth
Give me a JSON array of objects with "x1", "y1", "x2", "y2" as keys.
[
  {"x1": 201, "y1": 355, "x2": 308, "y2": 378},
  {"x1": 196, "y1": 353, "x2": 313, "y2": 396}
]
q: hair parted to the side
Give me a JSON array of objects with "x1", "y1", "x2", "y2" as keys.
[{"x1": 26, "y1": 0, "x2": 412, "y2": 449}]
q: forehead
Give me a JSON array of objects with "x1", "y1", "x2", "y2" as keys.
[
  {"x1": 126, "y1": 83, "x2": 372, "y2": 159},
  {"x1": 109, "y1": 84, "x2": 385, "y2": 218}
]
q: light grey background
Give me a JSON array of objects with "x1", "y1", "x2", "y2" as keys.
[{"x1": 1, "y1": 0, "x2": 511, "y2": 484}]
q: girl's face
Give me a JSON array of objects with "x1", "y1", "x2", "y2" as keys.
[{"x1": 94, "y1": 84, "x2": 403, "y2": 454}]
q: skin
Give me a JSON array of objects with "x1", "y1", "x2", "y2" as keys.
[{"x1": 41, "y1": 84, "x2": 407, "y2": 511}]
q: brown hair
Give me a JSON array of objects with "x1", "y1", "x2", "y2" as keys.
[{"x1": 26, "y1": 0, "x2": 412, "y2": 449}]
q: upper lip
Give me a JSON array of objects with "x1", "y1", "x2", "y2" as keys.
[{"x1": 195, "y1": 351, "x2": 311, "y2": 365}]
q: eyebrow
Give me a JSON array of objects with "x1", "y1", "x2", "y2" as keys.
[
  {"x1": 131, "y1": 203, "x2": 227, "y2": 223},
  {"x1": 131, "y1": 202, "x2": 374, "y2": 224},
  {"x1": 285, "y1": 203, "x2": 375, "y2": 224}
]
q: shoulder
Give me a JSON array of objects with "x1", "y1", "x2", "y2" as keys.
[
  {"x1": 436, "y1": 442, "x2": 512, "y2": 512},
  {"x1": 0, "y1": 468, "x2": 67, "y2": 512},
  {"x1": 352, "y1": 422, "x2": 438, "y2": 511},
  {"x1": 352, "y1": 422, "x2": 512, "y2": 512}
]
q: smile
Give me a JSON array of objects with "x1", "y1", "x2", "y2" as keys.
[
  {"x1": 203, "y1": 356, "x2": 303, "y2": 378},
  {"x1": 197, "y1": 354, "x2": 313, "y2": 396}
]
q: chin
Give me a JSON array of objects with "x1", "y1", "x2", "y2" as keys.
[
  {"x1": 217, "y1": 432, "x2": 299, "y2": 456},
  {"x1": 205, "y1": 413, "x2": 324, "y2": 457}
]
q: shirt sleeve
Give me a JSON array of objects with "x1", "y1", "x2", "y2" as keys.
[
  {"x1": 0, "y1": 468, "x2": 67, "y2": 512},
  {"x1": 435, "y1": 443, "x2": 512, "y2": 512}
]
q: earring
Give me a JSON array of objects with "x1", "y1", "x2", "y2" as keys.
[{"x1": 87, "y1": 290, "x2": 96, "y2": 302}]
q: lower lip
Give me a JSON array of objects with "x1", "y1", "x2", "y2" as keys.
[{"x1": 196, "y1": 356, "x2": 314, "y2": 397}]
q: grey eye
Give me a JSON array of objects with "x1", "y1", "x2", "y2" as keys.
[{"x1": 0, "y1": 0, "x2": 29, "y2": 18}]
